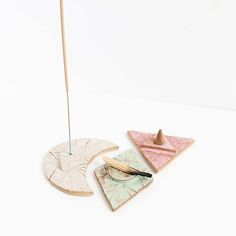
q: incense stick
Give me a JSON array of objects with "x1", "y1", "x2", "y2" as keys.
[
  {"x1": 60, "y1": 0, "x2": 72, "y2": 155},
  {"x1": 103, "y1": 156, "x2": 152, "y2": 178}
]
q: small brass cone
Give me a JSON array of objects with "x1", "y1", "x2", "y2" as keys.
[{"x1": 154, "y1": 129, "x2": 165, "y2": 145}]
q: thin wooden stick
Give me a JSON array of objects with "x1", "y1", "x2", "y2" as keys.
[
  {"x1": 103, "y1": 156, "x2": 152, "y2": 178},
  {"x1": 60, "y1": 0, "x2": 72, "y2": 155}
]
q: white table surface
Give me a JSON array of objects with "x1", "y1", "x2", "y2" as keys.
[{"x1": 0, "y1": 85, "x2": 235, "y2": 236}]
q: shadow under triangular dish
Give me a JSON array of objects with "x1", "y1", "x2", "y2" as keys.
[{"x1": 127, "y1": 130, "x2": 194, "y2": 172}]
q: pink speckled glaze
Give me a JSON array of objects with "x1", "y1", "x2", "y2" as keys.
[{"x1": 128, "y1": 130, "x2": 194, "y2": 172}]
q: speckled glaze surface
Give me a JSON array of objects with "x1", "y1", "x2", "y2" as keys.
[
  {"x1": 128, "y1": 130, "x2": 194, "y2": 172},
  {"x1": 94, "y1": 149, "x2": 153, "y2": 211},
  {"x1": 43, "y1": 139, "x2": 118, "y2": 196}
]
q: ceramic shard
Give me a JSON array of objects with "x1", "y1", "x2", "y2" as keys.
[
  {"x1": 128, "y1": 130, "x2": 194, "y2": 172},
  {"x1": 43, "y1": 139, "x2": 118, "y2": 196},
  {"x1": 95, "y1": 149, "x2": 153, "y2": 211}
]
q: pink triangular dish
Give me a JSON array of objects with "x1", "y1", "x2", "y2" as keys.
[{"x1": 128, "y1": 130, "x2": 194, "y2": 172}]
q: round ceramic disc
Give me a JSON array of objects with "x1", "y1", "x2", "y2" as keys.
[{"x1": 43, "y1": 139, "x2": 118, "y2": 196}]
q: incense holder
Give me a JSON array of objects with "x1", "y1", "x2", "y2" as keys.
[
  {"x1": 95, "y1": 149, "x2": 153, "y2": 211},
  {"x1": 43, "y1": 139, "x2": 118, "y2": 196},
  {"x1": 128, "y1": 130, "x2": 194, "y2": 172}
]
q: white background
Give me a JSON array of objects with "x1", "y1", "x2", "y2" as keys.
[
  {"x1": 1, "y1": 0, "x2": 236, "y2": 109},
  {"x1": 0, "y1": 1, "x2": 236, "y2": 236},
  {"x1": 1, "y1": 88, "x2": 236, "y2": 236}
]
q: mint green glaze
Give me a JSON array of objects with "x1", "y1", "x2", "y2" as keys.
[{"x1": 95, "y1": 149, "x2": 153, "y2": 210}]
